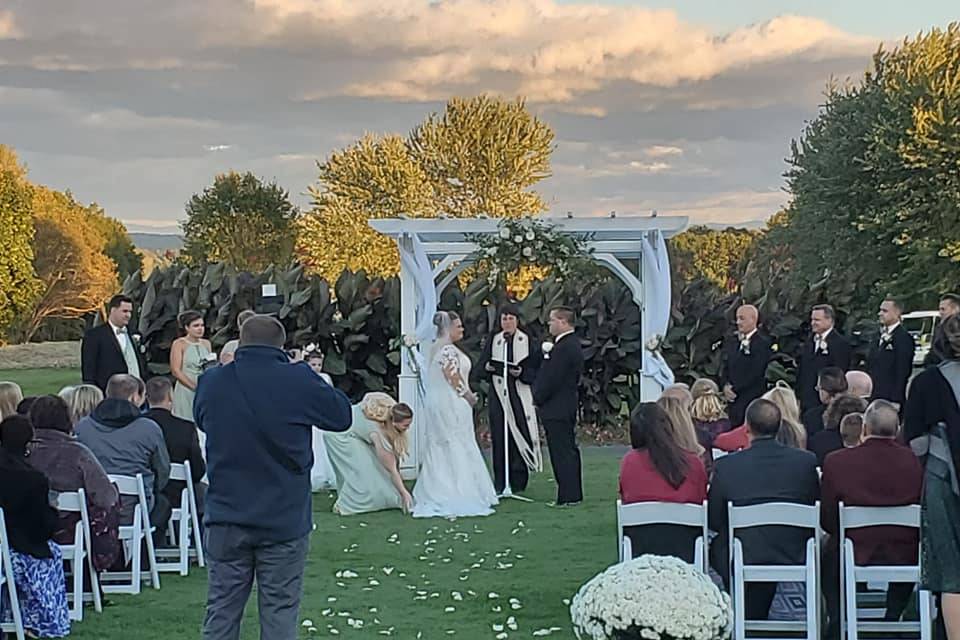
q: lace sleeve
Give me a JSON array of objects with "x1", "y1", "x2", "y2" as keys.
[{"x1": 439, "y1": 345, "x2": 461, "y2": 374}]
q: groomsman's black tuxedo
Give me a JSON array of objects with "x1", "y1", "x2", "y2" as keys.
[
  {"x1": 533, "y1": 331, "x2": 584, "y2": 505},
  {"x1": 867, "y1": 323, "x2": 915, "y2": 404},
  {"x1": 81, "y1": 324, "x2": 148, "y2": 391},
  {"x1": 796, "y1": 329, "x2": 851, "y2": 412},
  {"x1": 721, "y1": 331, "x2": 773, "y2": 427}
]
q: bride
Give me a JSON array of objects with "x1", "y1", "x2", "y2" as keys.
[{"x1": 412, "y1": 311, "x2": 498, "y2": 518}]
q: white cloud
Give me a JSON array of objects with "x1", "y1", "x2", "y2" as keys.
[{"x1": 645, "y1": 145, "x2": 683, "y2": 158}]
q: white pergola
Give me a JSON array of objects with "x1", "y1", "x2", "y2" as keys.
[{"x1": 369, "y1": 215, "x2": 689, "y2": 476}]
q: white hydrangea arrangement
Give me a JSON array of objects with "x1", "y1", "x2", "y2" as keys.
[{"x1": 570, "y1": 555, "x2": 732, "y2": 640}]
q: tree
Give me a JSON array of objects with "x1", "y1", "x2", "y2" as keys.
[
  {"x1": 408, "y1": 95, "x2": 554, "y2": 218},
  {"x1": 765, "y1": 23, "x2": 960, "y2": 314},
  {"x1": 296, "y1": 95, "x2": 555, "y2": 282},
  {"x1": 297, "y1": 135, "x2": 435, "y2": 279},
  {"x1": 86, "y1": 205, "x2": 143, "y2": 280},
  {"x1": 16, "y1": 186, "x2": 118, "y2": 342},
  {"x1": 181, "y1": 171, "x2": 299, "y2": 271},
  {"x1": 0, "y1": 146, "x2": 40, "y2": 341},
  {"x1": 671, "y1": 226, "x2": 759, "y2": 291}
]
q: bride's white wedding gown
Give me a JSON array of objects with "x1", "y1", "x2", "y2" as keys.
[{"x1": 412, "y1": 344, "x2": 498, "y2": 518}]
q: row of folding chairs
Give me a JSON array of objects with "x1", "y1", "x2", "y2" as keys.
[
  {"x1": 39, "y1": 462, "x2": 205, "y2": 625},
  {"x1": 616, "y1": 499, "x2": 933, "y2": 640}
]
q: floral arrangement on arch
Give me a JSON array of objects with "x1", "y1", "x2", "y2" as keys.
[
  {"x1": 469, "y1": 217, "x2": 596, "y2": 289},
  {"x1": 570, "y1": 555, "x2": 732, "y2": 640}
]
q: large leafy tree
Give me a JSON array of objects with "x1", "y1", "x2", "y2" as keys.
[
  {"x1": 86, "y1": 205, "x2": 143, "y2": 280},
  {"x1": 671, "y1": 226, "x2": 759, "y2": 292},
  {"x1": 15, "y1": 186, "x2": 118, "y2": 342},
  {"x1": 182, "y1": 171, "x2": 300, "y2": 271},
  {"x1": 0, "y1": 146, "x2": 41, "y2": 341},
  {"x1": 765, "y1": 23, "x2": 960, "y2": 313},
  {"x1": 296, "y1": 95, "x2": 555, "y2": 282}
]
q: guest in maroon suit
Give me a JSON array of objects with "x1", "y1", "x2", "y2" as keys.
[
  {"x1": 820, "y1": 400, "x2": 923, "y2": 640},
  {"x1": 619, "y1": 402, "x2": 708, "y2": 563}
]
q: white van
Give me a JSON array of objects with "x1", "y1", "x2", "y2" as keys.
[{"x1": 902, "y1": 311, "x2": 939, "y2": 366}]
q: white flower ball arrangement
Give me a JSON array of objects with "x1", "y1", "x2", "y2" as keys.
[{"x1": 570, "y1": 555, "x2": 732, "y2": 640}]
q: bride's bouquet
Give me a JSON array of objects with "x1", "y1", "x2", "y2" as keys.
[{"x1": 570, "y1": 555, "x2": 732, "y2": 640}]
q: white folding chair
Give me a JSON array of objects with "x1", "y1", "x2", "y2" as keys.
[
  {"x1": 157, "y1": 461, "x2": 204, "y2": 574},
  {"x1": 839, "y1": 503, "x2": 932, "y2": 640},
  {"x1": 101, "y1": 474, "x2": 160, "y2": 593},
  {"x1": 616, "y1": 500, "x2": 709, "y2": 572},
  {"x1": 0, "y1": 508, "x2": 25, "y2": 640},
  {"x1": 728, "y1": 502, "x2": 820, "y2": 640},
  {"x1": 55, "y1": 489, "x2": 103, "y2": 620}
]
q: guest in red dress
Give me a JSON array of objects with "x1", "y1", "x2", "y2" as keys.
[{"x1": 619, "y1": 402, "x2": 708, "y2": 562}]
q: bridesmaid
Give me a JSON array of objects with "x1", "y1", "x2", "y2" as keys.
[
  {"x1": 170, "y1": 310, "x2": 212, "y2": 422},
  {"x1": 325, "y1": 392, "x2": 414, "y2": 515},
  {"x1": 304, "y1": 346, "x2": 337, "y2": 492}
]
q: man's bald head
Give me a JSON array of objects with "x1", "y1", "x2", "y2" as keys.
[
  {"x1": 845, "y1": 371, "x2": 873, "y2": 399},
  {"x1": 736, "y1": 305, "x2": 759, "y2": 334}
]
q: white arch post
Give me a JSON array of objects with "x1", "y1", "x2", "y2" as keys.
[{"x1": 370, "y1": 215, "x2": 688, "y2": 477}]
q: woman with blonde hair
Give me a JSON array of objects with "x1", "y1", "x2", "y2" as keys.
[
  {"x1": 0, "y1": 381, "x2": 23, "y2": 419},
  {"x1": 690, "y1": 378, "x2": 732, "y2": 449},
  {"x1": 60, "y1": 384, "x2": 104, "y2": 426},
  {"x1": 324, "y1": 392, "x2": 414, "y2": 515},
  {"x1": 762, "y1": 382, "x2": 807, "y2": 450}
]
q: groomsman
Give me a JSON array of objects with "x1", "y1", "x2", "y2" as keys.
[
  {"x1": 478, "y1": 303, "x2": 542, "y2": 495},
  {"x1": 924, "y1": 293, "x2": 960, "y2": 366},
  {"x1": 721, "y1": 304, "x2": 773, "y2": 427},
  {"x1": 797, "y1": 304, "x2": 851, "y2": 412},
  {"x1": 533, "y1": 306, "x2": 584, "y2": 506},
  {"x1": 867, "y1": 297, "x2": 915, "y2": 406},
  {"x1": 81, "y1": 294, "x2": 148, "y2": 392}
]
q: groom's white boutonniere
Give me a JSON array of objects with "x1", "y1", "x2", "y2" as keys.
[{"x1": 541, "y1": 341, "x2": 554, "y2": 360}]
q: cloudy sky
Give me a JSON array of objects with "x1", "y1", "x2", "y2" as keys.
[{"x1": 1, "y1": 1, "x2": 955, "y2": 233}]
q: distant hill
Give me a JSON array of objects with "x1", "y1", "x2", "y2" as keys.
[{"x1": 130, "y1": 233, "x2": 183, "y2": 251}]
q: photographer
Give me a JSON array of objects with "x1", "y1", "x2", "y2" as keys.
[{"x1": 194, "y1": 314, "x2": 352, "y2": 640}]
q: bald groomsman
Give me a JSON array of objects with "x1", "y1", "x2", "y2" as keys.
[
  {"x1": 721, "y1": 304, "x2": 773, "y2": 427},
  {"x1": 867, "y1": 297, "x2": 915, "y2": 407}
]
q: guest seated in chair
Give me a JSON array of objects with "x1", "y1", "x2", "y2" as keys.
[
  {"x1": 27, "y1": 395, "x2": 121, "y2": 572},
  {"x1": 619, "y1": 402, "x2": 708, "y2": 563},
  {"x1": 144, "y1": 377, "x2": 206, "y2": 523},
  {"x1": 0, "y1": 414, "x2": 70, "y2": 638},
  {"x1": 708, "y1": 398, "x2": 820, "y2": 621},
  {"x1": 75, "y1": 374, "x2": 171, "y2": 546},
  {"x1": 820, "y1": 400, "x2": 922, "y2": 640}
]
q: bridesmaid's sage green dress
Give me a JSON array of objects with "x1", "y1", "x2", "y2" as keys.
[
  {"x1": 172, "y1": 341, "x2": 211, "y2": 422},
  {"x1": 324, "y1": 404, "x2": 403, "y2": 515}
]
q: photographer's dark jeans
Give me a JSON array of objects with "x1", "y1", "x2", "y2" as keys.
[{"x1": 202, "y1": 525, "x2": 309, "y2": 640}]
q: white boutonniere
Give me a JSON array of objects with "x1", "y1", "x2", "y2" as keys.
[
  {"x1": 131, "y1": 333, "x2": 147, "y2": 353},
  {"x1": 541, "y1": 341, "x2": 554, "y2": 359},
  {"x1": 738, "y1": 335, "x2": 751, "y2": 355}
]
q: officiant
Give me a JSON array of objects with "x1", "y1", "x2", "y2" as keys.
[{"x1": 476, "y1": 303, "x2": 543, "y2": 495}]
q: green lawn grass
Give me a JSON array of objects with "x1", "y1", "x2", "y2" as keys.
[
  {"x1": 1, "y1": 367, "x2": 623, "y2": 639},
  {"x1": 1, "y1": 367, "x2": 82, "y2": 397}
]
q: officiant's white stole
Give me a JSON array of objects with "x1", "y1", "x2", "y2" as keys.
[{"x1": 491, "y1": 330, "x2": 543, "y2": 472}]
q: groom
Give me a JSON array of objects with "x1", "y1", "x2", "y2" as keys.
[{"x1": 533, "y1": 306, "x2": 584, "y2": 506}]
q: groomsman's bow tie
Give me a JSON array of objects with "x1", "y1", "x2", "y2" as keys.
[{"x1": 116, "y1": 327, "x2": 127, "y2": 335}]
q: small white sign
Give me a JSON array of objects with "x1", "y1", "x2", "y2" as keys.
[{"x1": 261, "y1": 284, "x2": 278, "y2": 297}]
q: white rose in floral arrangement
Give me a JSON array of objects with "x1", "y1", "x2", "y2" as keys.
[
  {"x1": 403, "y1": 335, "x2": 417, "y2": 348},
  {"x1": 499, "y1": 228, "x2": 511, "y2": 239},
  {"x1": 522, "y1": 247, "x2": 533, "y2": 258},
  {"x1": 570, "y1": 555, "x2": 732, "y2": 640},
  {"x1": 514, "y1": 234, "x2": 524, "y2": 244},
  {"x1": 525, "y1": 230, "x2": 535, "y2": 241}
]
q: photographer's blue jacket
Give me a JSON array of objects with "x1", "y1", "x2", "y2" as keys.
[{"x1": 195, "y1": 345, "x2": 352, "y2": 541}]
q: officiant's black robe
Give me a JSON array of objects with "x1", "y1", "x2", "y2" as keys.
[{"x1": 477, "y1": 332, "x2": 540, "y2": 493}]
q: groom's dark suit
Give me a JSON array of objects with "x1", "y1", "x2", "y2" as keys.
[
  {"x1": 81, "y1": 324, "x2": 148, "y2": 391},
  {"x1": 533, "y1": 331, "x2": 584, "y2": 505}
]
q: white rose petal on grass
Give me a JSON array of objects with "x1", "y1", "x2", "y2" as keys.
[
  {"x1": 452, "y1": 592, "x2": 463, "y2": 601},
  {"x1": 302, "y1": 619, "x2": 314, "y2": 627},
  {"x1": 496, "y1": 633, "x2": 508, "y2": 640},
  {"x1": 507, "y1": 616, "x2": 518, "y2": 631},
  {"x1": 488, "y1": 592, "x2": 500, "y2": 599},
  {"x1": 492, "y1": 623, "x2": 504, "y2": 631},
  {"x1": 382, "y1": 567, "x2": 394, "y2": 575},
  {"x1": 444, "y1": 606, "x2": 456, "y2": 612}
]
